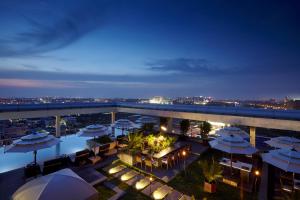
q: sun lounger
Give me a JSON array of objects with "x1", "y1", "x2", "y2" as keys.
[
  {"x1": 104, "y1": 141, "x2": 118, "y2": 156},
  {"x1": 42, "y1": 156, "x2": 71, "y2": 175},
  {"x1": 43, "y1": 158, "x2": 63, "y2": 175},
  {"x1": 120, "y1": 170, "x2": 139, "y2": 181},
  {"x1": 152, "y1": 185, "x2": 173, "y2": 200},
  {"x1": 98, "y1": 144, "x2": 110, "y2": 156},
  {"x1": 74, "y1": 149, "x2": 91, "y2": 166}
]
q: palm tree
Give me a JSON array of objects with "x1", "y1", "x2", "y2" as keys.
[
  {"x1": 127, "y1": 132, "x2": 143, "y2": 150},
  {"x1": 199, "y1": 121, "x2": 212, "y2": 144}
]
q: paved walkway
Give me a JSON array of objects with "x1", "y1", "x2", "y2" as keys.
[
  {"x1": 142, "y1": 181, "x2": 163, "y2": 196},
  {"x1": 75, "y1": 167, "x2": 107, "y2": 186},
  {"x1": 103, "y1": 181, "x2": 126, "y2": 200},
  {"x1": 106, "y1": 163, "x2": 193, "y2": 200}
]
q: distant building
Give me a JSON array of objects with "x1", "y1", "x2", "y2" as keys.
[
  {"x1": 2, "y1": 125, "x2": 28, "y2": 137},
  {"x1": 149, "y1": 96, "x2": 173, "y2": 104},
  {"x1": 174, "y1": 96, "x2": 212, "y2": 105},
  {"x1": 285, "y1": 98, "x2": 300, "y2": 110}
]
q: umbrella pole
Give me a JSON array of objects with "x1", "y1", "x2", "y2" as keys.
[
  {"x1": 33, "y1": 150, "x2": 37, "y2": 165},
  {"x1": 230, "y1": 153, "x2": 233, "y2": 175},
  {"x1": 293, "y1": 172, "x2": 295, "y2": 193}
]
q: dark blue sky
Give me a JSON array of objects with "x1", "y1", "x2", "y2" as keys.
[{"x1": 0, "y1": 0, "x2": 300, "y2": 99}]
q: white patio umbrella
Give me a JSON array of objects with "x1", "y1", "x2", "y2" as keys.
[
  {"x1": 136, "y1": 116, "x2": 157, "y2": 124},
  {"x1": 264, "y1": 136, "x2": 300, "y2": 151},
  {"x1": 113, "y1": 119, "x2": 136, "y2": 135},
  {"x1": 209, "y1": 134, "x2": 257, "y2": 173},
  {"x1": 5, "y1": 130, "x2": 60, "y2": 165},
  {"x1": 216, "y1": 127, "x2": 249, "y2": 139},
  {"x1": 12, "y1": 168, "x2": 98, "y2": 200},
  {"x1": 78, "y1": 124, "x2": 109, "y2": 138},
  {"x1": 262, "y1": 148, "x2": 300, "y2": 189}
]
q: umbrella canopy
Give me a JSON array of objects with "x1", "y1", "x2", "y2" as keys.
[
  {"x1": 209, "y1": 134, "x2": 257, "y2": 155},
  {"x1": 262, "y1": 148, "x2": 300, "y2": 174},
  {"x1": 113, "y1": 119, "x2": 136, "y2": 130},
  {"x1": 5, "y1": 130, "x2": 60, "y2": 164},
  {"x1": 5, "y1": 131, "x2": 60, "y2": 153},
  {"x1": 12, "y1": 168, "x2": 98, "y2": 200},
  {"x1": 136, "y1": 116, "x2": 157, "y2": 124},
  {"x1": 78, "y1": 124, "x2": 109, "y2": 137},
  {"x1": 265, "y1": 136, "x2": 300, "y2": 151},
  {"x1": 216, "y1": 127, "x2": 249, "y2": 139}
]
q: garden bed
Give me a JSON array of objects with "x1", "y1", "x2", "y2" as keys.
[{"x1": 168, "y1": 149, "x2": 257, "y2": 200}]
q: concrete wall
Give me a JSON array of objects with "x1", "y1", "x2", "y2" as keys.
[
  {"x1": 0, "y1": 107, "x2": 117, "y2": 120},
  {"x1": 1, "y1": 105, "x2": 300, "y2": 132},
  {"x1": 117, "y1": 107, "x2": 300, "y2": 131}
]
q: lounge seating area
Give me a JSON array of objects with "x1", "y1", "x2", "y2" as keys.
[
  {"x1": 23, "y1": 138, "x2": 120, "y2": 179},
  {"x1": 134, "y1": 144, "x2": 192, "y2": 172},
  {"x1": 74, "y1": 149, "x2": 92, "y2": 166},
  {"x1": 43, "y1": 155, "x2": 71, "y2": 175}
]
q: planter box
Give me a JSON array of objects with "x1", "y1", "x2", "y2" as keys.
[
  {"x1": 117, "y1": 152, "x2": 135, "y2": 166},
  {"x1": 204, "y1": 181, "x2": 216, "y2": 193}
]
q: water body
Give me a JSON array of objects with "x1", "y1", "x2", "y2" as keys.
[{"x1": 0, "y1": 129, "x2": 126, "y2": 173}]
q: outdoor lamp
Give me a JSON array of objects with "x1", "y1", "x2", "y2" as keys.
[
  {"x1": 182, "y1": 150, "x2": 186, "y2": 156},
  {"x1": 160, "y1": 126, "x2": 167, "y2": 132},
  {"x1": 255, "y1": 170, "x2": 260, "y2": 176}
]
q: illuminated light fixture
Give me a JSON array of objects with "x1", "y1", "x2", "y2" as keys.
[
  {"x1": 109, "y1": 165, "x2": 126, "y2": 174},
  {"x1": 135, "y1": 178, "x2": 150, "y2": 190},
  {"x1": 160, "y1": 126, "x2": 167, "y2": 132},
  {"x1": 152, "y1": 185, "x2": 172, "y2": 200},
  {"x1": 255, "y1": 170, "x2": 260, "y2": 176},
  {"x1": 121, "y1": 171, "x2": 137, "y2": 181},
  {"x1": 182, "y1": 150, "x2": 186, "y2": 156},
  {"x1": 153, "y1": 191, "x2": 164, "y2": 200}
]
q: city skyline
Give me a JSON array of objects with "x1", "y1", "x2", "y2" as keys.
[{"x1": 0, "y1": 0, "x2": 300, "y2": 99}]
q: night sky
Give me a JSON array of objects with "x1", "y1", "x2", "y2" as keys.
[{"x1": 0, "y1": 0, "x2": 300, "y2": 99}]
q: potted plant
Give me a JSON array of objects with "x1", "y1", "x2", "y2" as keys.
[
  {"x1": 200, "y1": 158, "x2": 223, "y2": 193},
  {"x1": 118, "y1": 132, "x2": 144, "y2": 165},
  {"x1": 199, "y1": 121, "x2": 212, "y2": 145}
]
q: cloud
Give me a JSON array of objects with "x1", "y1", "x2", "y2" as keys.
[
  {"x1": 0, "y1": 68, "x2": 186, "y2": 84},
  {"x1": 0, "y1": 78, "x2": 78, "y2": 89},
  {"x1": 0, "y1": 78, "x2": 183, "y2": 92},
  {"x1": 0, "y1": 0, "x2": 108, "y2": 57},
  {"x1": 146, "y1": 58, "x2": 225, "y2": 75}
]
